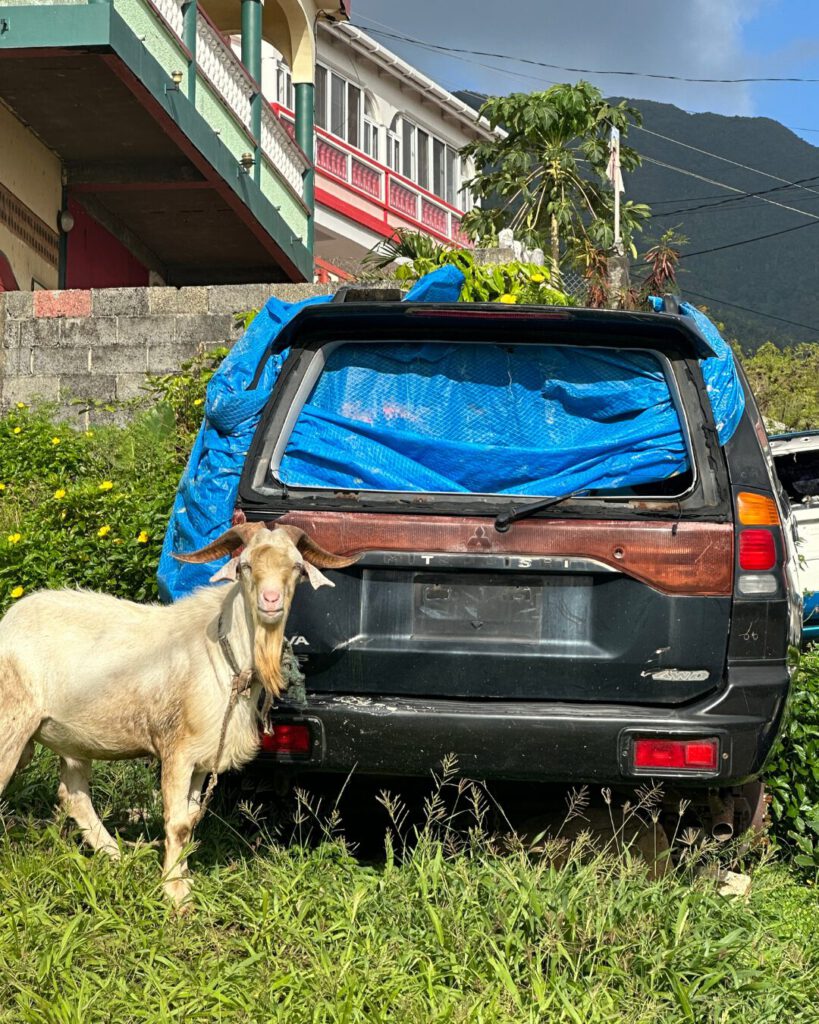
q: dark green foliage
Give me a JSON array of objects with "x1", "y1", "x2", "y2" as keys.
[
  {"x1": 766, "y1": 649, "x2": 819, "y2": 872},
  {"x1": 461, "y1": 83, "x2": 651, "y2": 266}
]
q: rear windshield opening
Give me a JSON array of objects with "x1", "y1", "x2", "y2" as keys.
[
  {"x1": 273, "y1": 341, "x2": 693, "y2": 499},
  {"x1": 774, "y1": 450, "x2": 819, "y2": 503}
]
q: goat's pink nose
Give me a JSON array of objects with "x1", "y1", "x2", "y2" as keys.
[{"x1": 261, "y1": 588, "x2": 282, "y2": 609}]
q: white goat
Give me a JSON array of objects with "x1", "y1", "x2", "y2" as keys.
[{"x1": 0, "y1": 522, "x2": 357, "y2": 907}]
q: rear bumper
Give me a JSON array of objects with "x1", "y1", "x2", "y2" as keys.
[{"x1": 256, "y1": 664, "x2": 790, "y2": 785}]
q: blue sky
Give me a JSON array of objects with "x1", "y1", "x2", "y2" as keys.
[{"x1": 350, "y1": 0, "x2": 819, "y2": 144}]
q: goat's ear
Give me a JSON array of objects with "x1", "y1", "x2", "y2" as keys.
[
  {"x1": 173, "y1": 522, "x2": 265, "y2": 564},
  {"x1": 277, "y1": 525, "x2": 360, "y2": 569},
  {"x1": 210, "y1": 556, "x2": 240, "y2": 583},
  {"x1": 302, "y1": 560, "x2": 335, "y2": 590}
]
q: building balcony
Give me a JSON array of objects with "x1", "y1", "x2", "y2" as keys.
[
  {"x1": 0, "y1": 0, "x2": 314, "y2": 283},
  {"x1": 272, "y1": 103, "x2": 471, "y2": 252}
]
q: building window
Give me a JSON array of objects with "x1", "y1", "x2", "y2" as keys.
[
  {"x1": 347, "y1": 84, "x2": 361, "y2": 148},
  {"x1": 315, "y1": 65, "x2": 327, "y2": 129},
  {"x1": 391, "y1": 116, "x2": 468, "y2": 209},
  {"x1": 276, "y1": 63, "x2": 294, "y2": 110},
  {"x1": 330, "y1": 72, "x2": 346, "y2": 138}
]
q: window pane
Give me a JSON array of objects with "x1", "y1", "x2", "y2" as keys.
[
  {"x1": 445, "y1": 147, "x2": 457, "y2": 205},
  {"x1": 417, "y1": 130, "x2": 429, "y2": 189},
  {"x1": 315, "y1": 66, "x2": 327, "y2": 129},
  {"x1": 433, "y1": 138, "x2": 445, "y2": 198},
  {"x1": 347, "y1": 84, "x2": 360, "y2": 147},
  {"x1": 331, "y1": 73, "x2": 346, "y2": 137},
  {"x1": 402, "y1": 119, "x2": 414, "y2": 179}
]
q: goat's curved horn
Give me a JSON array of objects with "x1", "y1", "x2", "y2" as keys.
[
  {"x1": 276, "y1": 524, "x2": 360, "y2": 569},
  {"x1": 172, "y1": 522, "x2": 266, "y2": 563}
]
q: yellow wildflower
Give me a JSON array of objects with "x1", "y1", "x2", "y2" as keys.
[
  {"x1": 498, "y1": 294, "x2": 518, "y2": 304},
  {"x1": 97, "y1": 525, "x2": 111, "y2": 538},
  {"x1": 193, "y1": 398, "x2": 204, "y2": 407},
  {"x1": 98, "y1": 481, "x2": 114, "y2": 492},
  {"x1": 10, "y1": 586, "x2": 24, "y2": 599},
  {"x1": 51, "y1": 437, "x2": 61, "y2": 446},
  {"x1": 16, "y1": 402, "x2": 26, "y2": 410},
  {"x1": 7, "y1": 533, "x2": 21, "y2": 545},
  {"x1": 530, "y1": 274, "x2": 545, "y2": 283},
  {"x1": 85, "y1": 430, "x2": 94, "y2": 438},
  {"x1": 53, "y1": 488, "x2": 66, "y2": 500},
  {"x1": 137, "y1": 530, "x2": 149, "y2": 544},
  {"x1": 113, "y1": 539, "x2": 124, "y2": 546},
  {"x1": 0, "y1": 483, "x2": 5, "y2": 491},
  {"x1": 13, "y1": 427, "x2": 21, "y2": 435}
]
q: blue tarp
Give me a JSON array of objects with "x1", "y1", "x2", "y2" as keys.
[
  {"x1": 158, "y1": 266, "x2": 466, "y2": 600},
  {"x1": 279, "y1": 343, "x2": 689, "y2": 495},
  {"x1": 159, "y1": 271, "x2": 744, "y2": 601}
]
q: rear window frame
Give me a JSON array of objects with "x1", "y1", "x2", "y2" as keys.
[
  {"x1": 238, "y1": 306, "x2": 732, "y2": 522},
  {"x1": 260, "y1": 338, "x2": 697, "y2": 502}
]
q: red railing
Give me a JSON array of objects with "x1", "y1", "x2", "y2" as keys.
[{"x1": 271, "y1": 103, "x2": 470, "y2": 247}]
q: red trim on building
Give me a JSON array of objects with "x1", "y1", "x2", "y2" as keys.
[
  {"x1": 314, "y1": 255, "x2": 355, "y2": 283},
  {"x1": 65, "y1": 197, "x2": 149, "y2": 289},
  {"x1": 0, "y1": 251, "x2": 19, "y2": 292}
]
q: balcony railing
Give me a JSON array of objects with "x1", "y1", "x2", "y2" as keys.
[
  {"x1": 273, "y1": 105, "x2": 470, "y2": 247},
  {"x1": 139, "y1": 0, "x2": 309, "y2": 204}
]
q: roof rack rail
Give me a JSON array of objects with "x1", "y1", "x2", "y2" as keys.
[
  {"x1": 662, "y1": 293, "x2": 681, "y2": 315},
  {"x1": 332, "y1": 285, "x2": 404, "y2": 303}
]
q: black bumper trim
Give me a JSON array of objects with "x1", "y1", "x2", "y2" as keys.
[{"x1": 255, "y1": 664, "x2": 789, "y2": 785}]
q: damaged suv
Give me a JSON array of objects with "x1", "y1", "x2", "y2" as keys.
[{"x1": 234, "y1": 297, "x2": 801, "y2": 838}]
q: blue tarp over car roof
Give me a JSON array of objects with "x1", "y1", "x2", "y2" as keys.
[{"x1": 158, "y1": 270, "x2": 744, "y2": 601}]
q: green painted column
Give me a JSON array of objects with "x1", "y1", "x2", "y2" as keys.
[
  {"x1": 182, "y1": 0, "x2": 196, "y2": 101},
  {"x1": 295, "y1": 81, "x2": 315, "y2": 255},
  {"x1": 241, "y1": 0, "x2": 262, "y2": 184}
]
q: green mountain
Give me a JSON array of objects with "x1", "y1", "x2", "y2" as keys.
[{"x1": 456, "y1": 94, "x2": 819, "y2": 350}]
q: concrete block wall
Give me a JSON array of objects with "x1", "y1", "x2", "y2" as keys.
[{"x1": 0, "y1": 283, "x2": 334, "y2": 424}]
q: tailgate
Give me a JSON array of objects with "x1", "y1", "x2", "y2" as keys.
[{"x1": 280, "y1": 512, "x2": 733, "y2": 706}]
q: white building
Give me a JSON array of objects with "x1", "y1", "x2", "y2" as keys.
[{"x1": 256, "y1": 20, "x2": 499, "y2": 274}]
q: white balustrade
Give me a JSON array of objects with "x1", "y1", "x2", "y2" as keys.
[
  {"x1": 260, "y1": 105, "x2": 309, "y2": 199},
  {"x1": 151, "y1": 0, "x2": 184, "y2": 40},
  {"x1": 195, "y1": 12, "x2": 253, "y2": 130}
]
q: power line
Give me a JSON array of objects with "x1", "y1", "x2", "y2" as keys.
[
  {"x1": 683, "y1": 289, "x2": 819, "y2": 335},
  {"x1": 641, "y1": 156, "x2": 819, "y2": 222},
  {"x1": 652, "y1": 174, "x2": 819, "y2": 219},
  {"x1": 678, "y1": 217, "x2": 819, "y2": 259},
  {"x1": 356, "y1": 23, "x2": 819, "y2": 85},
  {"x1": 633, "y1": 125, "x2": 819, "y2": 204}
]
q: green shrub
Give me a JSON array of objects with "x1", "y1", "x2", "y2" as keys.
[{"x1": 765, "y1": 649, "x2": 819, "y2": 871}]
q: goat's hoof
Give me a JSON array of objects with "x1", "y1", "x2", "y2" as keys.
[{"x1": 163, "y1": 877, "x2": 193, "y2": 911}]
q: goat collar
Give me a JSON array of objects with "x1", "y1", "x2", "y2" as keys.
[{"x1": 216, "y1": 586, "x2": 254, "y2": 691}]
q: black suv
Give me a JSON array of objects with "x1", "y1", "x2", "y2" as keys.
[{"x1": 236, "y1": 300, "x2": 801, "y2": 837}]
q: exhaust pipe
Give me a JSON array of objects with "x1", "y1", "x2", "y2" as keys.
[{"x1": 708, "y1": 791, "x2": 735, "y2": 842}]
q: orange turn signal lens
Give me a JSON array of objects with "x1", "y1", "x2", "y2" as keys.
[{"x1": 737, "y1": 492, "x2": 780, "y2": 526}]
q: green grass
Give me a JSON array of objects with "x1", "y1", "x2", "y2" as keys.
[
  {"x1": 2, "y1": 753, "x2": 819, "y2": 1023},
  {"x1": 2, "y1": 400, "x2": 819, "y2": 1022}
]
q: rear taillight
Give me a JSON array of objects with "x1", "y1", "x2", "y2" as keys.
[
  {"x1": 633, "y1": 737, "x2": 719, "y2": 772},
  {"x1": 259, "y1": 723, "x2": 311, "y2": 755},
  {"x1": 737, "y1": 492, "x2": 779, "y2": 526},
  {"x1": 734, "y1": 492, "x2": 782, "y2": 594},
  {"x1": 739, "y1": 529, "x2": 776, "y2": 570}
]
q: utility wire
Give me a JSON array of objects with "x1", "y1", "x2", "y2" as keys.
[
  {"x1": 652, "y1": 174, "x2": 819, "y2": 219},
  {"x1": 641, "y1": 157, "x2": 819, "y2": 222},
  {"x1": 678, "y1": 217, "x2": 819, "y2": 259},
  {"x1": 356, "y1": 24, "x2": 819, "y2": 85},
  {"x1": 633, "y1": 125, "x2": 819, "y2": 203},
  {"x1": 683, "y1": 289, "x2": 819, "y2": 335}
]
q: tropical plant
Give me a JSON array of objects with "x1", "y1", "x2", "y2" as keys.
[
  {"x1": 392, "y1": 248, "x2": 570, "y2": 305},
  {"x1": 460, "y1": 82, "x2": 651, "y2": 268},
  {"x1": 363, "y1": 228, "x2": 451, "y2": 270}
]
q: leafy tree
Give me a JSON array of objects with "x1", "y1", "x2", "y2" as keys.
[
  {"x1": 460, "y1": 82, "x2": 651, "y2": 269},
  {"x1": 738, "y1": 341, "x2": 819, "y2": 430}
]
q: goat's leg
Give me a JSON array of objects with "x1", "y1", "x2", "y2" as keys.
[
  {"x1": 187, "y1": 771, "x2": 207, "y2": 820},
  {"x1": 57, "y1": 757, "x2": 120, "y2": 858},
  {"x1": 0, "y1": 666, "x2": 40, "y2": 795},
  {"x1": 161, "y1": 756, "x2": 197, "y2": 909}
]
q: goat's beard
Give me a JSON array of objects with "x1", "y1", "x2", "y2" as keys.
[{"x1": 253, "y1": 619, "x2": 285, "y2": 696}]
